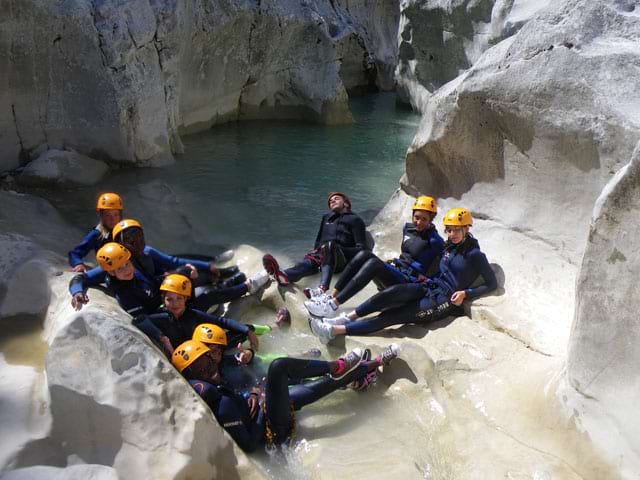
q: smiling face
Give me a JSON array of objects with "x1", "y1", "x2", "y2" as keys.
[
  {"x1": 412, "y1": 209, "x2": 434, "y2": 232},
  {"x1": 113, "y1": 260, "x2": 134, "y2": 281},
  {"x1": 163, "y1": 291, "x2": 187, "y2": 318},
  {"x1": 445, "y1": 225, "x2": 469, "y2": 244},
  {"x1": 100, "y1": 209, "x2": 122, "y2": 230},
  {"x1": 189, "y1": 348, "x2": 223, "y2": 383}
]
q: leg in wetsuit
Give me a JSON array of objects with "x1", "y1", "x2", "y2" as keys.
[
  {"x1": 333, "y1": 250, "x2": 407, "y2": 304},
  {"x1": 265, "y1": 358, "x2": 367, "y2": 443},
  {"x1": 345, "y1": 286, "x2": 455, "y2": 336},
  {"x1": 284, "y1": 259, "x2": 320, "y2": 283},
  {"x1": 190, "y1": 283, "x2": 248, "y2": 311}
]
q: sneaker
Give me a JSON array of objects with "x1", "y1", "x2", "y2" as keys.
[
  {"x1": 262, "y1": 254, "x2": 290, "y2": 286},
  {"x1": 308, "y1": 317, "x2": 335, "y2": 344},
  {"x1": 304, "y1": 297, "x2": 338, "y2": 318},
  {"x1": 378, "y1": 343, "x2": 400, "y2": 366},
  {"x1": 303, "y1": 286, "x2": 327, "y2": 299},
  {"x1": 330, "y1": 347, "x2": 364, "y2": 380},
  {"x1": 323, "y1": 312, "x2": 352, "y2": 326},
  {"x1": 214, "y1": 249, "x2": 235, "y2": 263},
  {"x1": 349, "y1": 369, "x2": 378, "y2": 392},
  {"x1": 247, "y1": 270, "x2": 270, "y2": 294},
  {"x1": 300, "y1": 347, "x2": 322, "y2": 358}
]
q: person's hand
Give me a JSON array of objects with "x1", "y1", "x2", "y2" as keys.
[
  {"x1": 247, "y1": 330, "x2": 259, "y2": 351},
  {"x1": 235, "y1": 343, "x2": 254, "y2": 365},
  {"x1": 185, "y1": 263, "x2": 199, "y2": 280},
  {"x1": 71, "y1": 292, "x2": 89, "y2": 311},
  {"x1": 160, "y1": 336, "x2": 174, "y2": 358},
  {"x1": 450, "y1": 290, "x2": 467, "y2": 306},
  {"x1": 247, "y1": 386, "x2": 262, "y2": 418},
  {"x1": 208, "y1": 263, "x2": 220, "y2": 281},
  {"x1": 71, "y1": 264, "x2": 88, "y2": 273}
]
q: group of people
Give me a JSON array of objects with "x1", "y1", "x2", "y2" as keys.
[{"x1": 66, "y1": 190, "x2": 497, "y2": 452}]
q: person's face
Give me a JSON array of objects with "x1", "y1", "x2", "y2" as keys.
[
  {"x1": 163, "y1": 291, "x2": 187, "y2": 317},
  {"x1": 113, "y1": 260, "x2": 134, "y2": 280},
  {"x1": 189, "y1": 348, "x2": 223, "y2": 382},
  {"x1": 120, "y1": 227, "x2": 145, "y2": 257},
  {"x1": 412, "y1": 210, "x2": 433, "y2": 232},
  {"x1": 329, "y1": 194, "x2": 346, "y2": 212},
  {"x1": 445, "y1": 226, "x2": 468, "y2": 244},
  {"x1": 100, "y1": 209, "x2": 122, "y2": 230}
]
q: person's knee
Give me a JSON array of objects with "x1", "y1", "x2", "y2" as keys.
[{"x1": 268, "y1": 357, "x2": 289, "y2": 378}]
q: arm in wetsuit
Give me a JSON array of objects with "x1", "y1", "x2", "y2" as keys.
[
  {"x1": 68, "y1": 228, "x2": 103, "y2": 267},
  {"x1": 340, "y1": 214, "x2": 368, "y2": 257},
  {"x1": 463, "y1": 249, "x2": 498, "y2": 300},
  {"x1": 68, "y1": 266, "x2": 108, "y2": 296},
  {"x1": 145, "y1": 246, "x2": 212, "y2": 273}
]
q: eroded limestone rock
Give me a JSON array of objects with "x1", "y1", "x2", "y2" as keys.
[
  {"x1": 18, "y1": 150, "x2": 109, "y2": 187},
  {"x1": 566, "y1": 142, "x2": 640, "y2": 478}
]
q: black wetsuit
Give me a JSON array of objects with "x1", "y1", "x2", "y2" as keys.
[
  {"x1": 133, "y1": 306, "x2": 252, "y2": 348},
  {"x1": 346, "y1": 236, "x2": 497, "y2": 335},
  {"x1": 333, "y1": 223, "x2": 444, "y2": 304},
  {"x1": 189, "y1": 358, "x2": 368, "y2": 452},
  {"x1": 285, "y1": 210, "x2": 368, "y2": 288}
]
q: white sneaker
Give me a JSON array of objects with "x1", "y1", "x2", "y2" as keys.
[
  {"x1": 304, "y1": 297, "x2": 338, "y2": 318},
  {"x1": 379, "y1": 343, "x2": 400, "y2": 366},
  {"x1": 308, "y1": 317, "x2": 335, "y2": 344},
  {"x1": 304, "y1": 286, "x2": 329, "y2": 300},
  {"x1": 247, "y1": 270, "x2": 270, "y2": 294},
  {"x1": 323, "y1": 312, "x2": 352, "y2": 326}
]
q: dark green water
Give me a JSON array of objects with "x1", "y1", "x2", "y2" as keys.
[{"x1": 51, "y1": 93, "x2": 418, "y2": 257}]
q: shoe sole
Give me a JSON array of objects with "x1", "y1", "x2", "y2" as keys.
[
  {"x1": 331, "y1": 348, "x2": 364, "y2": 380},
  {"x1": 262, "y1": 255, "x2": 290, "y2": 286},
  {"x1": 308, "y1": 318, "x2": 332, "y2": 344}
]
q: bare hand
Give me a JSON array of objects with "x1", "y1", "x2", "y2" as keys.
[
  {"x1": 71, "y1": 264, "x2": 88, "y2": 273},
  {"x1": 209, "y1": 263, "x2": 220, "y2": 280},
  {"x1": 247, "y1": 331, "x2": 259, "y2": 352},
  {"x1": 235, "y1": 343, "x2": 254, "y2": 365},
  {"x1": 247, "y1": 393, "x2": 259, "y2": 418},
  {"x1": 450, "y1": 290, "x2": 467, "y2": 306},
  {"x1": 184, "y1": 263, "x2": 199, "y2": 280},
  {"x1": 71, "y1": 292, "x2": 89, "y2": 311},
  {"x1": 160, "y1": 336, "x2": 174, "y2": 358}
]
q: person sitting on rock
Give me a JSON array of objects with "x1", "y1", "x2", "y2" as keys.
[
  {"x1": 309, "y1": 208, "x2": 497, "y2": 343},
  {"x1": 133, "y1": 274, "x2": 260, "y2": 358},
  {"x1": 262, "y1": 192, "x2": 369, "y2": 295},
  {"x1": 305, "y1": 195, "x2": 444, "y2": 318},
  {"x1": 68, "y1": 192, "x2": 124, "y2": 273},
  {"x1": 171, "y1": 336, "x2": 399, "y2": 453},
  {"x1": 70, "y1": 242, "x2": 162, "y2": 315},
  {"x1": 112, "y1": 218, "x2": 269, "y2": 311}
]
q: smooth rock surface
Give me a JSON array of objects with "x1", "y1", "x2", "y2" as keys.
[
  {"x1": 18, "y1": 150, "x2": 109, "y2": 187},
  {"x1": 566, "y1": 141, "x2": 640, "y2": 478},
  {"x1": 395, "y1": 0, "x2": 551, "y2": 110}
]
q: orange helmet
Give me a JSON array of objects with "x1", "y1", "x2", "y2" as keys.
[
  {"x1": 96, "y1": 243, "x2": 131, "y2": 272},
  {"x1": 172, "y1": 340, "x2": 210, "y2": 373},
  {"x1": 192, "y1": 323, "x2": 228, "y2": 346},
  {"x1": 96, "y1": 193, "x2": 123, "y2": 211},
  {"x1": 412, "y1": 196, "x2": 437, "y2": 214},
  {"x1": 112, "y1": 219, "x2": 143, "y2": 241},
  {"x1": 443, "y1": 208, "x2": 473, "y2": 226},
  {"x1": 160, "y1": 274, "x2": 192, "y2": 298}
]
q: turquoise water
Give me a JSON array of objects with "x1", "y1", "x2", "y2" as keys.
[{"x1": 51, "y1": 93, "x2": 418, "y2": 257}]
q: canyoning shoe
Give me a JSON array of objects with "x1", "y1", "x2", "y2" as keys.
[
  {"x1": 331, "y1": 348, "x2": 364, "y2": 380},
  {"x1": 378, "y1": 343, "x2": 400, "y2": 366},
  {"x1": 309, "y1": 318, "x2": 335, "y2": 344},
  {"x1": 300, "y1": 347, "x2": 322, "y2": 358},
  {"x1": 349, "y1": 369, "x2": 379, "y2": 392},
  {"x1": 304, "y1": 297, "x2": 338, "y2": 318},
  {"x1": 303, "y1": 286, "x2": 328, "y2": 300},
  {"x1": 214, "y1": 249, "x2": 235, "y2": 263},
  {"x1": 262, "y1": 254, "x2": 290, "y2": 286},
  {"x1": 275, "y1": 307, "x2": 291, "y2": 328},
  {"x1": 323, "y1": 312, "x2": 352, "y2": 326},
  {"x1": 247, "y1": 270, "x2": 270, "y2": 294},
  {"x1": 218, "y1": 265, "x2": 240, "y2": 278}
]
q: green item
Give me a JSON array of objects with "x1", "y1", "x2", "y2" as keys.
[{"x1": 251, "y1": 324, "x2": 272, "y2": 336}]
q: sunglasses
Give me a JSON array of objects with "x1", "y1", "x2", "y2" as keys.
[
  {"x1": 445, "y1": 226, "x2": 465, "y2": 234},
  {"x1": 121, "y1": 227, "x2": 144, "y2": 242}
]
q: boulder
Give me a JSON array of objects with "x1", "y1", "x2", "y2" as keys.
[
  {"x1": 566, "y1": 142, "x2": 640, "y2": 477},
  {"x1": 18, "y1": 150, "x2": 109, "y2": 187},
  {"x1": 0, "y1": 465, "x2": 118, "y2": 480},
  {"x1": 396, "y1": 0, "x2": 556, "y2": 110}
]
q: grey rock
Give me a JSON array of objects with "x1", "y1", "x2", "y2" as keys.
[{"x1": 18, "y1": 150, "x2": 109, "y2": 186}]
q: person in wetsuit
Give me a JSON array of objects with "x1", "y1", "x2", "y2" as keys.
[
  {"x1": 68, "y1": 192, "x2": 123, "y2": 273},
  {"x1": 262, "y1": 192, "x2": 369, "y2": 295},
  {"x1": 132, "y1": 274, "x2": 259, "y2": 357},
  {"x1": 309, "y1": 208, "x2": 497, "y2": 343},
  {"x1": 305, "y1": 195, "x2": 444, "y2": 318},
  {"x1": 111, "y1": 218, "x2": 268, "y2": 311},
  {"x1": 69, "y1": 243, "x2": 162, "y2": 316},
  {"x1": 171, "y1": 336, "x2": 399, "y2": 453}
]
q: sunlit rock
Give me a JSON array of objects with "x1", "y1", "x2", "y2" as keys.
[{"x1": 18, "y1": 150, "x2": 109, "y2": 187}]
